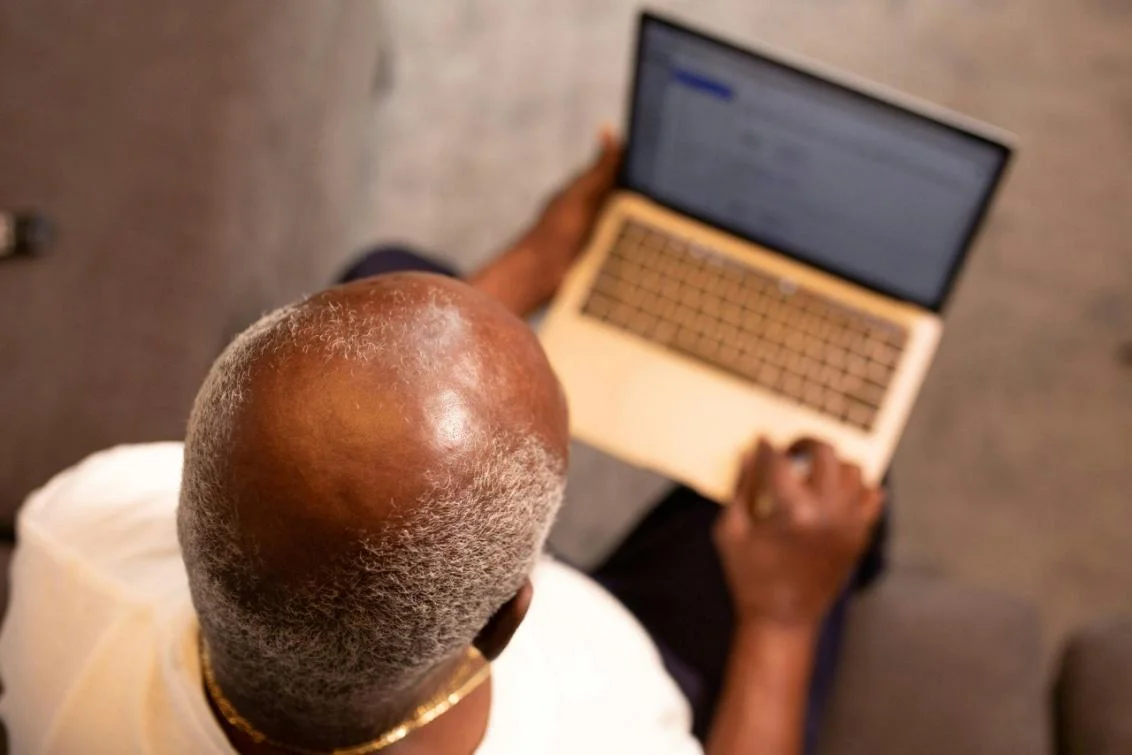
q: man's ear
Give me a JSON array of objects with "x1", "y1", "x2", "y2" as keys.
[{"x1": 474, "y1": 579, "x2": 532, "y2": 661}]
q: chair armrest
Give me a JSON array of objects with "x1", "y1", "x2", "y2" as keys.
[
  {"x1": 819, "y1": 571, "x2": 1051, "y2": 755},
  {"x1": 1056, "y1": 617, "x2": 1132, "y2": 755}
]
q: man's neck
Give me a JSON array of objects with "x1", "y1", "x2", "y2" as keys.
[{"x1": 205, "y1": 668, "x2": 493, "y2": 755}]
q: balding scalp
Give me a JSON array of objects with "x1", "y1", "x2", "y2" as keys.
[{"x1": 177, "y1": 273, "x2": 568, "y2": 748}]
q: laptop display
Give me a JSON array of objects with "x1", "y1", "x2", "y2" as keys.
[{"x1": 624, "y1": 15, "x2": 1011, "y2": 311}]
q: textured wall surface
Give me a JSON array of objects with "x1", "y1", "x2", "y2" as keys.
[
  {"x1": 0, "y1": 0, "x2": 385, "y2": 515},
  {"x1": 366, "y1": 0, "x2": 1132, "y2": 654}
]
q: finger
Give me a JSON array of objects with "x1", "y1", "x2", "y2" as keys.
[
  {"x1": 599, "y1": 123, "x2": 618, "y2": 149},
  {"x1": 715, "y1": 483, "x2": 751, "y2": 544},
  {"x1": 766, "y1": 443, "x2": 808, "y2": 518},
  {"x1": 859, "y1": 486, "x2": 885, "y2": 526},
  {"x1": 733, "y1": 438, "x2": 768, "y2": 513},
  {"x1": 838, "y1": 461, "x2": 864, "y2": 516},
  {"x1": 731, "y1": 446, "x2": 756, "y2": 509},
  {"x1": 786, "y1": 437, "x2": 838, "y2": 495},
  {"x1": 596, "y1": 124, "x2": 623, "y2": 171},
  {"x1": 577, "y1": 128, "x2": 623, "y2": 200},
  {"x1": 749, "y1": 438, "x2": 784, "y2": 522}
]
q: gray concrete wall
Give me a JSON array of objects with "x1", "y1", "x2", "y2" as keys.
[{"x1": 0, "y1": 0, "x2": 386, "y2": 515}]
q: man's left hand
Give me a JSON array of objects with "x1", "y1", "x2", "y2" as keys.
[{"x1": 472, "y1": 129, "x2": 622, "y2": 317}]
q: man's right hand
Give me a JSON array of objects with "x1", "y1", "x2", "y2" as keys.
[
  {"x1": 706, "y1": 438, "x2": 883, "y2": 755},
  {"x1": 712, "y1": 437, "x2": 884, "y2": 630}
]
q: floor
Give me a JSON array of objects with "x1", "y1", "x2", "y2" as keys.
[{"x1": 365, "y1": 0, "x2": 1132, "y2": 655}]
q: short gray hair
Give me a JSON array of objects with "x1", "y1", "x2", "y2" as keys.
[{"x1": 178, "y1": 292, "x2": 565, "y2": 745}]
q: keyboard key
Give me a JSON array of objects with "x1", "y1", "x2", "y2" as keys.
[
  {"x1": 825, "y1": 346, "x2": 847, "y2": 369},
  {"x1": 802, "y1": 358, "x2": 824, "y2": 381},
  {"x1": 652, "y1": 320, "x2": 677, "y2": 344},
  {"x1": 721, "y1": 302, "x2": 743, "y2": 325},
  {"x1": 784, "y1": 331, "x2": 806, "y2": 352},
  {"x1": 629, "y1": 312, "x2": 656, "y2": 336},
  {"x1": 718, "y1": 344, "x2": 742, "y2": 367},
  {"x1": 847, "y1": 401, "x2": 876, "y2": 429},
  {"x1": 738, "y1": 351, "x2": 762, "y2": 375},
  {"x1": 850, "y1": 382, "x2": 886, "y2": 408},
  {"x1": 757, "y1": 363, "x2": 781, "y2": 387},
  {"x1": 692, "y1": 311, "x2": 717, "y2": 333},
  {"x1": 675, "y1": 327, "x2": 697, "y2": 350},
  {"x1": 868, "y1": 340, "x2": 900, "y2": 367},
  {"x1": 783, "y1": 351, "x2": 806, "y2": 375},
  {"x1": 640, "y1": 270, "x2": 661, "y2": 292},
  {"x1": 586, "y1": 293, "x2": 612, "y2": 319},
  {"x1": 759, "y1": 343, "x2": 783, "y2": 364},
  {"x1": 781, "y1": 373, "x2": 804, "y2": 400},
  {"x1": 867, "y1": 361, "x2": 893, "y2": 385},
  {"x1": 837, "y1": 372, "x2": 865, "y2": 395},
  {"x1": 741, "y1": 309, "x2": 764, "y2": 332},
  {"x1": 612, "y1": 302, "x2": 635, "y2": 323},
  {"x1": 803, "y1": 381, "x2": 825, "y2": 407},
  {"x1": 814, "y1": 319, "x2": 835, "y2": 340}
]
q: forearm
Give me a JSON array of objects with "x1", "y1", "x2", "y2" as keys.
[
  {"x1": 706, "y1": 622, "x2": 817, "y2": 755},
  {"x1": 469, "y1": 237, "x2": 560, "y2": 319}
]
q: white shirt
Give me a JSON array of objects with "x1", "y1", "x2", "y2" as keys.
[{"x1": 0, "y1": 444, "x2": 701, "y2": 755}]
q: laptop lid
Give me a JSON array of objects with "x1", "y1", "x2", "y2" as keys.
[{"x1": 622, "y1": 12, "x2": 1013, "y2": 313}]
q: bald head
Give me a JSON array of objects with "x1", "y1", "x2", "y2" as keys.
[
  {"x1": 178, "y1": 274, "x2": 568, "y2": 747},
  {"x1": 219, "y1": 274, "x2": 568, "y2": 581}
]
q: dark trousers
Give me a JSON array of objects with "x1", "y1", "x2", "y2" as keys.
[{"x1": 338, "y1": 246, "x2": 889, "y2": 752}]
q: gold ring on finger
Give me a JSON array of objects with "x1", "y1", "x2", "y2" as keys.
[{"x1": 753, "y1": 492, "x2": 776, "y2": 520}]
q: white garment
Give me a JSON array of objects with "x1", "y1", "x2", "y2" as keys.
[{"x1": 0, "y1": 444, "x2": 701, "y2": 755}]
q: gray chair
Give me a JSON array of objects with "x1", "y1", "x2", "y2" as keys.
[
  {"x1": 1056, "y1": 617, "x2": 1132, "y2": 755},
  {"x1": 820, "y1": 570, "x2": 1052, "y2": 755}
]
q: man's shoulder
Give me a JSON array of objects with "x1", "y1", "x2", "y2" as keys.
[
  {"x1": 483, "y1": 558, "x2": 701, "y2": 755},
  {"x1": 522, "y1": 557, "x2": 672, "y2": 683},
  {"x1": 22, "y1": 442, "x2": 184, "y2": 523},
  {"x1": 17, "y1": 442, "x2": 187, "y2": 597}
]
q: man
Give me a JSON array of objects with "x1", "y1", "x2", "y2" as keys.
[{"x1": 0, "y1": 132, "x2": 882, "y2": 754}]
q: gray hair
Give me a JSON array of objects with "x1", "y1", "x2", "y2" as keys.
[{"x1": 177, "y1": 291, "x2": 565, "y2": 745}]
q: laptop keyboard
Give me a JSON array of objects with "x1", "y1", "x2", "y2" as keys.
[{"x1": 580, "y1": 220, "x2": 908, "y2": 432}]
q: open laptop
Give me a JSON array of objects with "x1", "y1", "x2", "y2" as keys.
[{"x1": 539, "y1": 12, "x2": 1013, "y2": 501}]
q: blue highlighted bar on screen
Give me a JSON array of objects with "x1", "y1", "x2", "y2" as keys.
[{"x1": 671, "y1": 68, "x2": 734, "y2": 100}]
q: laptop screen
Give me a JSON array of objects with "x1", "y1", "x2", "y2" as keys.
[{"x1": 624, "y1": 16, "x2": 1011, "y2": 311}]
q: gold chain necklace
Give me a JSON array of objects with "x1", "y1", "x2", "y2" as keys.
[{"x1": 200, "y1": 641, "x2": 491, "y2": 754}]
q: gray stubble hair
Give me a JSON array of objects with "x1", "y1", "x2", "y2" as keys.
[{"x1": 177, "y1": 294, "x2": 565, "y2": 744}]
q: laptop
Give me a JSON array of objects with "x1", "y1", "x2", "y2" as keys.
[{"x1": 538, "y1": 12, "x2": 1014, "y2": 501}]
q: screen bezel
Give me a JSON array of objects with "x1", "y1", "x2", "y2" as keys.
[{"x1": 620, "y1": 11, "x2": 1014, "y2": 313}]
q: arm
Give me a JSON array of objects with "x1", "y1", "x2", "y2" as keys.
[
  {"x1": 470, "y1": 129, "x2": 621, "y2": 319},
  {"x1": 708, "y1": 440, "x2": 884, "y2": 755},
  {"x1": 707, "y1": 623, "x2": 816, "y2": 755},
  {"x1": 468, "y1": 239, "x2": 560, "y2": 319}
]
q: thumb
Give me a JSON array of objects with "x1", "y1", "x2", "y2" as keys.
[
  {"x1": 713, "y1": 495, "x2": 751, "y2": 547},
  {"x1": 579, "y1": 126, "x2": 623, "y2": 196}
]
